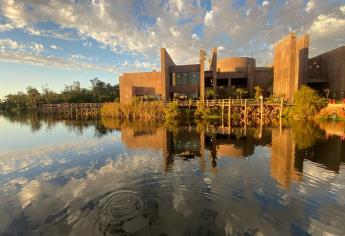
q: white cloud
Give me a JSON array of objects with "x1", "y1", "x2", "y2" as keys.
[
  {"x1": 30, "y1": 42, "x2": 44, "y2": 54},
  {"x1": 204, "y1": 10, "x2": 214, "y2": 26},
  {"x1": 1, "y1": 0, "x2": 28, "y2": 28},
  {"x1": 50, "y1": 45, "x2": 60, "y2": 50},
  {"x1": 192, "y1": 34, "x2": 199, "y2": 40},
  {"x1": 0, "y1": 23, "x2": 14, "y2": 32},
  {"x1": 82, "y1": 41, "x2": 92, "y2": 48},
  {"x1": 0, "y1": 0, "x2": 343, "y2": 68},
  {"x1": 0, "y1": 38, "x2": 44, "y2": 54},
  {"x1": 340, "y1": 5, "x2": 345, "y2": 14},
  {"x1": 170, "y1": 27, "x2": 181, "y2": 37},
  {"x1": 262, "y1": 1, "x2": 270, "y2": 7},
  {"x1": 0, "y1": 38, "x2": 19, "y2": 50},
  {"x1": 0, "y1": 42, "x2": 116, "y2": 73},
  {"x1": 310, "y1": 14, "x2": 345, "y2": 36},
  {"x1": 305, "y1": 0, "x2": 315, "y2": 13}
]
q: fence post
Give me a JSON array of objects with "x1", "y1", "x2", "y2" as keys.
[
  {"x1": 228, "y1": 99, "x2": 231, "y2": 130},
  {"x1": 279, "y1": 97, "x2": 283, "y2": 121},
  {"x1": 244, "y1": 99, "x2": 247, "y2": 126},
  {"x1": 221, "y1": 99, "x2": 224, "y2": 118},
  {"x1": 260, "y1": 95, "x2": 263, "y2": 125}
]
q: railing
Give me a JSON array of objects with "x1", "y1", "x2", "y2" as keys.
[
  {"x1": 161, "y1": 98, "x2": 286, "y2": 107},
  {"x1": 42, "y1": 103, "x2": 102, "y2": 110}
]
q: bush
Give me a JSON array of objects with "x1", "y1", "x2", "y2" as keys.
[
  {"x1": 163, "y1": 101, "x2": 181, "y2": 120},
  {"x1": 194, "y1": 101, "x2": 212, "y2": 119},
  {"x1": 290, "y1": 86, "x2": 326, "y2": 119},
  {"x1": 254, "y1": 86, "x2": 263, "y2": 100},
  {"x1": 101, "y1": 101, "x2": 164, "y2": 119},
  {"x1": 316, "y1": 107, "x2": 345, "y2": 121}
]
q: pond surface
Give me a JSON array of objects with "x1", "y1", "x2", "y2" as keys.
[{"x1": 0, "y1": 113, "x2": 345, "y2": 235}]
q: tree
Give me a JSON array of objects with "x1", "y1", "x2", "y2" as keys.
[
  {"x1": 254, "y1": 86, "x2": 263, "y2": 100},
  {"x1": 291, "y1": 85, "x2": 326, "y2": 119},
  {"x1": 206, "y1": 88, "x2": 217, "y2": 99},
  {"x1": 26, "y1": 86, "x2": 41, "y2": 108},
  {"x1": 234, "y1": 88, "x2": 248, "y2": 99},
  {"x1": 5, "y1": 92, "x2": 28, "y2": 109}
]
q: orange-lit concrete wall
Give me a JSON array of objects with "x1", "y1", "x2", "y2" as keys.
[
  {"x1": 273, "y1": 33, "x2": 309, "y2": 100},
  {"x1": 169, "y1": 64, "x2": 200, "y2": 73},
  {"x1": 217, "y1": 57, "x2": 256, "y2": 96},
  {"x1": 200, "y1": 50, "x2": 206, "y2": 100},
  {"x1": 119, "y1": 71, "x2": 162, "y2": 103},
  {"x1": 217, "y1": 57, "x2": 255, "y2": 73}
]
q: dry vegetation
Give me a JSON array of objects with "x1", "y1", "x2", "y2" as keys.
[{"x1": 101, "y1": 101, "x2": 165, "y2": 119}]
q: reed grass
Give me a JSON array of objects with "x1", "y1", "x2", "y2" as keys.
[{"x1": 101, "y1": 101, "x2": 165, "y2": 119}]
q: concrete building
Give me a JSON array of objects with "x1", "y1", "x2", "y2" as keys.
[
  {"x1": 273, "y1": 33, "x2": 345, "y2": 100},
  {"x1": 273, "y1": 33, "x2": 309, "y2": 100},
  {"x1": 120, "y1": 48, "x2": 273, "y2": 103},
  {"x1": 120, "y1": 33, "x2": 344, "y2": 103}
]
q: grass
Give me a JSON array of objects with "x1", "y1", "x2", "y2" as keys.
[{"x1": 101, "y1": 101, "x2": 164, "y2": 119}]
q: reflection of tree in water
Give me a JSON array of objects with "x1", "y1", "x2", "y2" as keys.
[
  {"x1": 287, "y1": 120, "x2": 345, "y2": 174},
  {"x1": 289, "y1": 120, "x2": 325, "y2": 150},
  {"x1": 2, "y1": 110, "x2": 45, "y2": 132},
  {"x1": 0, "y1": 111, "x2": 115, "y2": 137}
]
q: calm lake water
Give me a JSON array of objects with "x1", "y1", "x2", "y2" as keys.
[{"x1": 0, "y1": 113, "x2": 345, "y2": 235}]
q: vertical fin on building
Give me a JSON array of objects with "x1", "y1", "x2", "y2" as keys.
[
  {"x1": 200, "y1": 49, "x2": 206, "y2": 101},
  {"x1": 210, "y1": 47, "x2": 218, "y2": 91},
  {"x1": 160, "y1": 48, "x2": 176, "y2": 101}
]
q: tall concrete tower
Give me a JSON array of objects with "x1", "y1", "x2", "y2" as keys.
[{"x1": 273, "y1": 33, "x2": 309, "y2": 100}]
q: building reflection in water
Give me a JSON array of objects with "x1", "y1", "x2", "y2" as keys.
[
  {"x1": 117, "y1": 120, "x2": 345, "y2": 190},
  {"x1": 271, "y1": 128, "x2": 302, "y2": 189}
]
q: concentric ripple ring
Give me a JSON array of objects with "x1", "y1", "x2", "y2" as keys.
[{"x1": 97, "y1": 190, "x2": 143, "y2": 226}]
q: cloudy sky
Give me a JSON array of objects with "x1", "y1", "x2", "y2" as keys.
[{"x1": 0, "y1": 0, "x2": 344, "y2": 97}]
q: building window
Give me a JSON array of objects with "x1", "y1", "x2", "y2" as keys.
[
  {"x1": 217, "y1": 79, "x2": 228, "y2": 86},
  {"x1": 231, "y1": 78, "x2": 247, "y2": 88},
  {"x1": 170, "y1": 72, "x2": 200, "y2": 86}
]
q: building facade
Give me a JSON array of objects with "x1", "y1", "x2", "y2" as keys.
[{"x1": 120, "y1": 33, "x2": 344, "y2": 103}]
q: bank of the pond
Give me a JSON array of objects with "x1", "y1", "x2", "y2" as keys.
[
  {"x1": 315, "y1": 105, "x2": 345, "y2": 121},
  {"x1": 101, "y1": 100, "x2": 282, "y2": 126}
]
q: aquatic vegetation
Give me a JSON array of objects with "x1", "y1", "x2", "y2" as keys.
[
  {"x1": 194, "y1": 101, "x2": 212, "y2": 119},
  {"x1": 289, "y1": 86, "x2": 326, "y2": 119},
  {"x1": 316, "y1": 106, "x2": 345, "y2": 121},
  {"x1": 163, "y1": 101, "x2": 181, "y2": 120},
  {"x1": 101, "y1": 101, "x2": 164, "y2": 119}
]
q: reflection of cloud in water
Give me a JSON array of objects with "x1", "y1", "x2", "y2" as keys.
[
  {"x1": 0, "y1": 118, "x2": 345, "y2": 234},
  {"x1": 0, "y1": 135, "x2": 118, "y2": 176},
  {"x1": 0, "y1": 152, "x2": 163, "y2": 234}
]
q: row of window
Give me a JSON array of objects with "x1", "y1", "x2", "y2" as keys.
[
  {"x1": 169, "y1": 73, "x2": 248, "y2": 88},
  {"x1": 170, "y1": 72, "x2": 200, "y2": 86}
]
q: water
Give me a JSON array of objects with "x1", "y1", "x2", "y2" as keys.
[{"x1": 0, "y1": 113, "x2": 345, "y2": 235}]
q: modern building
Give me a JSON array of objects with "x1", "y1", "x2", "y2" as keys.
[
  {"x1": 119, "y1": 33, "x2": 345, "y2": 103},
  {"x1": 273, "y1": 33, "x2": 345, "y2": 100},
  {"x1": 120, "y1": 48, "x2": 273, "y2": 103}
]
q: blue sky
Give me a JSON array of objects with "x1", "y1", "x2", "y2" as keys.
[{"x1": 0, "y1": 0, "x2": 344, "y2": 98}]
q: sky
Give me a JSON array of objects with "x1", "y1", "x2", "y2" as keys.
[{"x1": 0, "y1": 0, "x2": 344, "y2": 98}]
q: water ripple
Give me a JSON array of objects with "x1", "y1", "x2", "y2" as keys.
[{"x1": 94, "y1": 190, "x2": 143, "y2": 235}]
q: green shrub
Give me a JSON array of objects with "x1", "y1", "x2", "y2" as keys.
[
  {"x1": 290, "y1": 86, "x2": 326, "y2": 119},
  {"x1": 194, "y1": 101, "x2": 212, "y2": 119},
  {"x1": 163, "y1": 101, "x2": 181, "y2": 120},
  {"x1": 254, "y1": 86, "x2": 263, "y2": 100}
]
